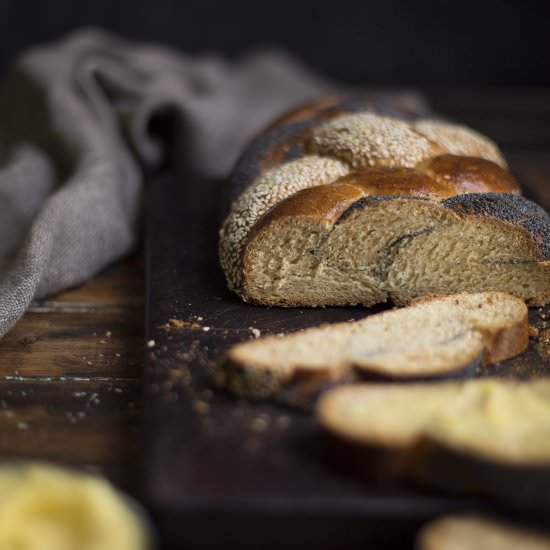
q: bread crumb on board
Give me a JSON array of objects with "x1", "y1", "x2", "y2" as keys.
[
  {"x1": 249, "y1": 327, "x2": 261, "y2": 338},
  {"x1": 250, "y1": 414, "x2": 270, "y2": 433},
  {"x1": 161, "y1": 318, "x2": 203, "y2": 331},
  {"x1": 192, "y1": 400, "x2": 210, "y2": 415}
]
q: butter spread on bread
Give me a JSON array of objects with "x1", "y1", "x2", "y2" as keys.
[{"x1": 317, "y1": 379, "x2": 550, "y2": 507}]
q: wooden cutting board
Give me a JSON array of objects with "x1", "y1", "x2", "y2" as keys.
[{"x1": 143, "y1": 95, "x2": 550, "y2": 550}]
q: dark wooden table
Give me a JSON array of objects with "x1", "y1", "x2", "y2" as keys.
[
  {"x1": 0, "y1": 89, "x2": 549, "y2": 543},
  {"x1": 0, "y1": 255, "x2": 145, "y2": 496}
]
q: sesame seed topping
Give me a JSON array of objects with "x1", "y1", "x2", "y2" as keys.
[{"x1": 309, "y1": 112, "x2": 437, "y2": 168}]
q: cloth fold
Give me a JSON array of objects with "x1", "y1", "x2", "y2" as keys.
[{"x1": 0, "y1": 29, "x2": 334, "y2": 338}]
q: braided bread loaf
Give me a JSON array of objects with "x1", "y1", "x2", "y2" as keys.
[{"x1": 219, "y1": 96, "x2": 550, "y2": 307}]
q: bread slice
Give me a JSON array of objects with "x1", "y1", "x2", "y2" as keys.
[
  {"x1": 222, "y1": 293, "x2": 528, "y2": 401},
  {"x1": 416, "y1": 515, "x2": 550, "y2": 550},
  {"x1": 317, "y1": 379, "x2": 550, "y2": 508},
  {"x1": 242, "y1": 193, "x2": 550, "y2": 308}
]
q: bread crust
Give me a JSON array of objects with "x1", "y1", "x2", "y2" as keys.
[
  {"x1": 407, "y1": 292, "x2": 530, "y2": 364},
  {"x1": 477, "y1": 309, "x2": 529, "y2": 364},
  {"x1": 420, "y1": 154, "x2": 519, "y2": 195}
]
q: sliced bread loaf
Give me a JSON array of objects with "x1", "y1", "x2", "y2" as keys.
[
  {"x1": 220, "y1": 96, "x2": 550, "y2": 309},
  {"x1": 242, "y1": 193, "x2": 550, "y2": 308},
  {"x1": 416, "y1": 515, "x2": 550, "y2": 550},
  {"x1": 222, "y1": 293, "x2": 528, "y2": 401},
  {"x1": 317, "y1": 379, "x2": 550, "y2": 508}
]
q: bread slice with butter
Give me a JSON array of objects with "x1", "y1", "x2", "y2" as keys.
[
  {"x1": 416, "y1": 515, "x2": 550, "y2": 550},
  {"x1": 317, "y1": 379, "x2": 550, "y2": 508},
  {"x1": 222, "y1": 293, "x2": 528, "y2": 401}
]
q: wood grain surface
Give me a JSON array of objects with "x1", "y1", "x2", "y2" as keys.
[
  {"x1": 0, "y1": 90, "x2": 548, "y2": 550},
  {"x1": 0, "y1": 256, "x2": 145, "y2": 494}
]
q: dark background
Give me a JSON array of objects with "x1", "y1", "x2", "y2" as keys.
[{"x1": 0, "y1": 0, "x2": 548, "y2": 86}]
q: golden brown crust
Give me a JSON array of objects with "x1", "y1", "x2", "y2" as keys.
[
  {"x1": 247, "y1": 154, "x2": 521, "y2": 236},
  {"x1": 249, "y1": 182, "x2": 365, "y2": 227},
  {"x1": 479, "y1": 310, "x2": 529, "y2": 364},
  {"x1": 247, "y1": 155, "x2": 519, "y2": 248},
  {"x1": 333, "y1": 166, "x2": 454, "y2": 199},
  {"x1": 420, "y1": 154, "x2": 520, "y2": 195}
]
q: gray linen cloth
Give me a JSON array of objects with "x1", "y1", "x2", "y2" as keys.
[{"x1": 0, "y1": 29, "x2": 333, "y2": 338}]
